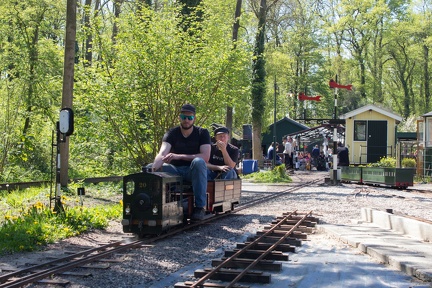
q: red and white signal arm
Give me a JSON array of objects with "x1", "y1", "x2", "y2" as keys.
[{"x1": 59, "y1": 108, "x2": 74, "y2": 136}]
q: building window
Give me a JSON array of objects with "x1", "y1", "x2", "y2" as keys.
[
  {"x1": 354, "y1": 120, "x2": 366, "y2": 141},
  {"x1": 417, "y1": 120, "x2": 423, "y2": 143}
]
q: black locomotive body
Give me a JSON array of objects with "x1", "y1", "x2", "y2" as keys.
[{"x1": 122, "y1": 171, "x2": 241, "y2": 236}]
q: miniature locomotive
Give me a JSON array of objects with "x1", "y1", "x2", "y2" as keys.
[{"x1": 121, "y1": 171, "x2": 241, "y2": 237}]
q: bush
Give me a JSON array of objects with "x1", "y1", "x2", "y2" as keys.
[
  {"x1": 402, "y1": 157, "x2": 416, "y2": 168},
  {"x1": 0, "y1": 185, "x2": 122, "y2": 255},
  {"x1": 242, "y1": 164, "x2": 291, "y2": 183},
  {"x1": 367, "y1": 157, "x2": 396, "y2": 168}
]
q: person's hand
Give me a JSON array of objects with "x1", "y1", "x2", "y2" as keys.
[
  {"x1": 162, "y1": 153, "x2": 178, "y2": 163},
  {"x1": 216, "y1": 140, "x2": 227, "y2": 151},
  {"x1": 218, "y1": 165, "x2": 231, "y2": 172}
]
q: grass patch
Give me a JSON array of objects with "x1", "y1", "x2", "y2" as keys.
[
  {"x1": 0, "y1": 184, "x2": 122, "y2": 255},
  {"x1": 242, "y1": 165, "x2": 292, "y2": 183}
]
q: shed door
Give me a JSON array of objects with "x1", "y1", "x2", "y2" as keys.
[{"x1": 367, "y1": 120, "x2": 387, "y2": 163}]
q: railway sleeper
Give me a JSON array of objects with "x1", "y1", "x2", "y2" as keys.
[
  {"x1": 224, "y1": 249, "x2": 289, "y2": 261},
  {"x1": 272, "y1": 219, "x2": 317, "y2": 227},
  {"x1": 237, "y1": 242, "x2": 296, "y2": 253},
  {"x1": 212, "y1": 258, "x2": 282, "y2": 271},
  {"x1": 175, "y1": 280, "x2": 249, "y2": 287},
  {"x1": 265, "y1": 225, "x2": 314, "y2": 234},
  {"x1": 36, "y1": 279, "x2": 70, "y2": 287},
  {"x1": 256, "y1": 230, "x2": 308, "y2": 239},
  {"x1": 60, "y1": 271, "x2": 93, "y2": 277},
  {"x1": 279, "y1": 213, "x2": 319, "y2": 220},
  {"x1": 194, "y1": 267, "x2": 272, "y2": 283},
  {"x1": 277, "y1": 216, "x2": 319, "y2": 224},
  {"x1": 247, "y1": 235, "x2": 302, "y2": 246},
  {"x1": 79, "y1": 263, "x2": 111, "y2": 269}
]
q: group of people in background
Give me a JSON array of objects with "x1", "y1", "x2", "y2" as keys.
[{"x1": 267, "y1": 136, "x2": 349, "y2": 172}]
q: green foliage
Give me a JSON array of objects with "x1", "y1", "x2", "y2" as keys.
[
  {"x1": 242, "y1": 165, "x2": 291, "y2": 183},
  {"x1": 367, "y1": 157, "x2": 416, "y2": 169},
  {"x1": 367, "y1": 157, "x2": 396, "y2": 168},
  {"x1": 414, "y1": 174, "x2": 430, "y2": 184},
  {"x1": 0, "y1": 203, "x2": 121, "y2": 254},
  {"x1": 0, "y1": 185, "x2": 122, "y2": 254},
  {"x1": 73, "y1": 3, "x2": 251, "y2": 170},
  {"x1": 0, "y1": 0, "x2": 64, "y2": 182},
  {"x1": 402, "y1": 157, "x2": 416, "y2": 168},
  {"x1": 1, "y1": 0, "x2": 432, "y2": 182}
]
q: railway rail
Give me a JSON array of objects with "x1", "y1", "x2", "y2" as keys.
[
  {"x1": 0, "y1": 176, "x2": 122, "y2": 191},
  {"x1": 174, "y1": 210, "x2": 318, "y2": 288},
  {"x1": 0, "y1": 179, "x2": 321, "y2": 287},
  {"x1": 0, "y1": 240, "x2": 145, "y2": 288}
]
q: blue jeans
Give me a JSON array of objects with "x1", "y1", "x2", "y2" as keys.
[
  {"x1": 150, "y1": 158, "x2": 208, "y2": 209},
  {"x1": 208, "y1": 168, "x2": 238, "y2": 180}
]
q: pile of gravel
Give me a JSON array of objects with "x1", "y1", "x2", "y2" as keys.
[{"x1": 1, "y1": 171, "x2": 431, "y2": 287}]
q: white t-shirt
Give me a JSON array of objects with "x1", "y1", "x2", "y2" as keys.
[{"x1": 283, "y1": 141, "x2": 292, "y2": 154}]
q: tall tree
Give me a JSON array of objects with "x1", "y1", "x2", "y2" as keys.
[
  {"x1": 251, "y1": 0, "x2": 267, "y2": 161},
  {"x1": 336, "y1": 0, "x2": 375, "y2": 98},
  {"x1": 387, "y1": 23, "x2": 416, "y2": 118},
  {"x1": 112, "y1": 0, "x2": 124, "y2": 44},
  {"x1": 83, "y1": 0, "x2": 94, "y2": 65},
  {"x1": 74, "y1": 2, "x2": 249, "y2": 168},
  {"x1": 0, "y1": 0, "x2": 65, "y2": 181},
  {"x1": 411, "y1": 1, "x2": 432, "y2": 112},
  {"x1": 60, "y1": 0, "x2": 77, "y2": 186},
  {"x1": 226, "y1": 0, "x2": 243, "y2": 136}
]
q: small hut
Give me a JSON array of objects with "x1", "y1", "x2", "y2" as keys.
[{"x1": 339, "y1": 104, "x2": 402, "y2": 164}]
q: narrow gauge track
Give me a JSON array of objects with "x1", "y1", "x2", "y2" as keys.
[
  {"x1": 174, "y1": 210, "x2": 318, "y2": 288},
  {"x1": 0, "y1": 176, "x2": 122, "y2": 191},
  {"x1": 236, "y1": 178, "x2": 323, "y2": 212},
  {"x1": 406, "y1": 186, "x2": 432, "y2": 194},
  {"x1": 0, "y1": 241, "x2": 146, "y2": 288},
  {"x1": 348, "y1": 183, "x2": 432, "y2": 208},
  {"x1": 0, "y1": 178, "x2": 320, "y2": 287},
  {"x1": 347, "y1": 183, "x2": 432, "y2": 224}
]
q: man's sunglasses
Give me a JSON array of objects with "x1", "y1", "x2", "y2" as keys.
[{"x1": 180, "y1": 114, "x2": 195, "y2": 121}]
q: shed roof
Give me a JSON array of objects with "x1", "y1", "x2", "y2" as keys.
[
  {"x1": 287, "y1": 124, "x2": 345, "y2": 143},
  {"x1": 339, "y1": 104, "x2": 403, "y2": 122},
  {"x1": 267, "y1": 117, "x2": 309, "y2": 131},
  {"x1": 262, "y1": 117, "x2": 310, "y2": 145},
  {"x1": 396, "y1": 132, "x2": 417, "y2": 140}
]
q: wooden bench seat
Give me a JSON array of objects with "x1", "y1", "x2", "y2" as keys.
[{"x1": 171, "y1": 179, "x2": 242, "y2": 215}]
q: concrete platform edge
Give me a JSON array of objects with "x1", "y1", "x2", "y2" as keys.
[
  {"x1": 361, "y1": 207, "x2": 432, "y2": 242},
  {"x1": 319, "y1": 223, "x2": 432, "y2": 283}
]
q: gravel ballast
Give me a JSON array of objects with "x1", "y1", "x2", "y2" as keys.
[{"x1": 1, "y1": 171, "x2": 431, "y2": 287}]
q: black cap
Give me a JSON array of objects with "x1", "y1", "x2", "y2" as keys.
[
  {"x1": 181, "y1": 104, "x2": 196, "y2": 114},
  {"x1": 214, "y1": 126, "x2": 229, "y2": 135}
]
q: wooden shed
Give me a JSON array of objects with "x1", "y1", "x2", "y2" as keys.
[
  {"x1": 339, "y1": 104, "x2": 402, "y2": 165},
  {"x1": 262, "y1": 117, "x2": 309, "y2": 152}
]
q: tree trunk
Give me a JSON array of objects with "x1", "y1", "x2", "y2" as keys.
[
  {"x1": 23, "y1": 26, "x2": 40, "y2": 135},
  {"x1": 84, "y1": 0, "x2": 92, "y2": 65},
  {"x1": 424, "y1": 44, "x2": 430, "y2": 112},
  {"x1": 112, "y1": 0, "x2": 124, "y2": 44},
  {"x1": 227, "y1": 0, "x2": 242, "y2": 139},
  {"x1": 251, "y1": 0, "x2": 266, "y2": 163},
  {"x1": 60, "y1": 0, "x2": 77, "y2": 187},
  {"x1": 232, "y1": 0, "x2": 242, "y2": 49}
]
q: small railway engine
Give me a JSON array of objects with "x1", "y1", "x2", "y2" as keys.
[{"x1": 122, "y1": 172, "x2": 184, "y2": 236}]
